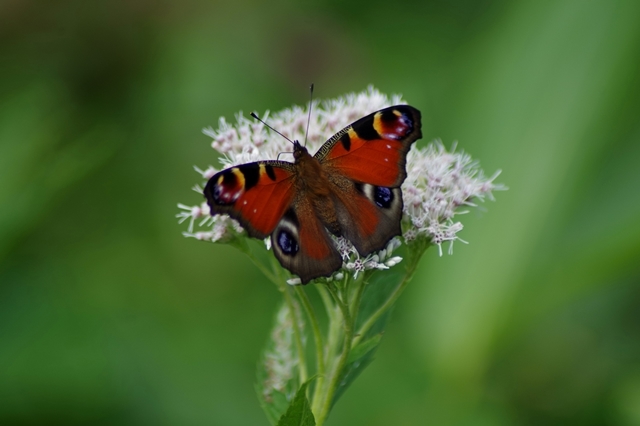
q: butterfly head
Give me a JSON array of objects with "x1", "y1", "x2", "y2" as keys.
[{"x1": 292, "y1": 140, "x2": 310, "y2": 162}]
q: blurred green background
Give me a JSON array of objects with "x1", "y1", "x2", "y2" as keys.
[{"x1": 2, "y1": 0, "x2": 640, "y2": 425}]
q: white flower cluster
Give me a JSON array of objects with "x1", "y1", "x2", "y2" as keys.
[
  {"x1": 285, "y1": 237, "x2": 403, "y2": 285},
  {"x1": 402, "y1": 141, "x2": 504, "y2": 256},
  {"x1": 177, "y1": 87, "x2": 504, "y2": 280}
]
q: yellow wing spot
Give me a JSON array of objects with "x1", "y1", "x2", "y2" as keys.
[
  {"x1": 373, "y1": 112, "x2": 384, "y2": 136},
  {"x1": 258, "y1": 163, "x2": 266, "y2": 179},
  {"x1": 348, "y1": 127, "x2": 358, "y2": 140},
  {"x1": 231, "y1": 168, "x2": 246, "y2": 189}
]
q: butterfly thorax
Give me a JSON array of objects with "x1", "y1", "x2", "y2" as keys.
[
  {"x1": 292, "y1": 141, "x2": 328, "y2": 193},
  {"x1": 292, "y1": 141, "x2": 341, "y2": 234}
]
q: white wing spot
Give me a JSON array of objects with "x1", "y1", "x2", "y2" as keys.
[
  {"x1": 253, "y1": 209, "x2": 257, "y2": 213},
  {"x1": 386, "y1": 144, "x2": 392, "y2": 149},
  {"x1": 243, "y1": 200, "x2": 247, "y2": 205},
  {"x1": 384, "y1": 158, "x2": 389, "y2": 162}
]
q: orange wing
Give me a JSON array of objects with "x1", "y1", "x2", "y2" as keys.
[
  {"x1": 314, "y1": 105, "x2": 422, "y2": 187},
  {"x1": 204, "y1": 161, "x2": 296, "y2": 239}
]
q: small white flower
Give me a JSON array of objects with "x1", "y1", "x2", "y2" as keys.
[
  {"x1": 385, "y1": 256, "x2": 403, "y2": 267},
  {"x1": 345, "y1": 258, "x2": 367, "y2": 280},
  {"x1": 287, "y1": 278, "x2": 302, "y2": 286},
  {"x1": 333, "y1": 236, "x2": 353, "y2": 260}
]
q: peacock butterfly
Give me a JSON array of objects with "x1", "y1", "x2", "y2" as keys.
[{"x1": 204, "y1": 105, "x2": 422, "y2": 284}]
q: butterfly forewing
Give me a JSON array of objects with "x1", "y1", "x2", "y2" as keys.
[
  {"x1": 204, "y1": 161, "x2": 296, "y2": 239},
  {"x1": 315, "y1": 105, "x2": 421, "y2": 187}
]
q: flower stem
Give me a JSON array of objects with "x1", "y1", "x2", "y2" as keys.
[
  {"x1": 294, "y1": 286, "x2": 325, "y2": 405},
  {"x1": 350, "y1": 274, "x2": 366, "y2": 323},
  {"x1": 315, "y1": 282, "x2": 354, "y2": 426},
  {"x1": 312, "y1": 283, "x2": 341, "y2": 414},
  {"x1": 352, "y1": 240, "x2": 429, "y2": 347},
  {"x1": 282, "y1": 285, "x2": 308, "y2": 384}
]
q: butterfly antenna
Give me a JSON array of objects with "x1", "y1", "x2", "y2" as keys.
[
  {"x1": 250, "y1": 112, "x2": 295, "y2": 146},
  {"x1": 304, "y1": 83, "x2": 314, "y2": 147}
]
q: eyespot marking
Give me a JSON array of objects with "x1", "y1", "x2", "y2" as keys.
[
  {"x1": 373, "y1": 186, "x2": 393, "y2": 209},
  {"x1": 277, "y1": 229, "x2": 299, "y2": 255},
  {"x1": 210, "y1": 170, "x2": 243, "y2": 205}
]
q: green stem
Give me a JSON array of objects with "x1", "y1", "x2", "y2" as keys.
[
  {"x1": 349, "y1": 275, "x2": 366, "y2": 325},
  {"x1": 316, "y1": 284, "x2": 337, "y2": 324},
  {"x1": 283, "y1": 283, "x2": 308, "y2": 384},
  {"x1": 295, "y1": 286, "x2": 325, "y2": 408},
  {"x1": 352, "y1": 241, "x2": 429, "y2": 347},
  {"x1": 315, "y1": 282, "x2": 354, "y2": 426},
  {"x1": 230, "y1": 238, "x2": 280, "y2": 285},
  {"x1": 311, "y1": 285, "x2": 334, "y2": 418}
]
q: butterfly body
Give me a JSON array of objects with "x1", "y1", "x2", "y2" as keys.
[{"x1": 204, "y1": 105, "x2": 422, "y2": 283}]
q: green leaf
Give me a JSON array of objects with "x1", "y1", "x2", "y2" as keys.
[
  {"x1": 276, "y1": 380, "x2": 316, "y2": 426},
  {"x1": 348, "y1": 333, "x2": 382, "y2": 364}
]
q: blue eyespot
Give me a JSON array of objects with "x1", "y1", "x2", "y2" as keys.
[
  {"x1": 374, "y1": 186, "x2": 393, "y2": 208},
  {"x1": 278, "y1": 229, "x2": 299, "y2": 255}
]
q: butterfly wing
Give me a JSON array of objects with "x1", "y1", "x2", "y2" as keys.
[
  {"x1": 324, "y1": 181, "x2": 402, "y2": 256},
  {"x1": 315, "y1": 105, "x2": 422, "y2": 187},
  {"x1": 204, "y1": 161, "x2": 296, "y2": 239},
  {"x1": 270, "y1": 197, "x2": 342, "y2": 284},
  {"x1": 318, "y1": 105, "x2": 422, "y2": 256}
]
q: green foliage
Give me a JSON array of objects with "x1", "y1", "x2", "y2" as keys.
[
  {"x1": 251, "y1": 238, "x2": 430, "y2": 424},
  {"x1": 276, "y1": 380, "x2": 316, "y2": 426}
]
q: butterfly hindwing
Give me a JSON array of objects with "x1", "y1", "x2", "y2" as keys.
[
  {"x1": 315, "y1": 105, "x2": 422, "y2": 187},
  {"x1": 204, "y1": 161, "x2": 296, "y2": 238},
  {"x1": 329, "y1": 175, "x2": 404, "y2": 256},
  {"x1": 271, "y1": 198, "x2": 342, "y2": 284}
]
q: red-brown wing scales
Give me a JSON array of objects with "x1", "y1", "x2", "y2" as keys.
[
  {"x1": 271, "y1": 197, "x2": 342, "y2": 284},
  {"x1": 314, "y1": 105, "x2": 422, "y2": 187},
  {"x1": 204, "y1": 161, "x2": 295, "y2": 238},
  {"x1": 329, "y1": 178, "x2": 404, "y2": 256}
]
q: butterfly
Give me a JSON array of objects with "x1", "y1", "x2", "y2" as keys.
[{"x1": 204, "y1": 105, "x2": 422, "y2": 284}]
